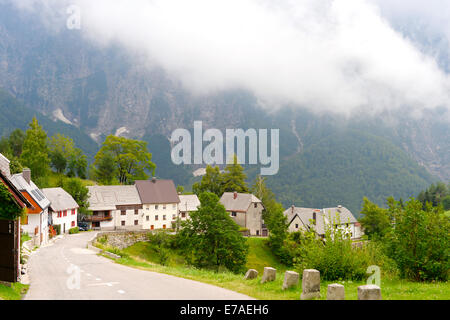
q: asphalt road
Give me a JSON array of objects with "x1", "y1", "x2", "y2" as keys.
[{"x1": 24, "y1": 231, "x2": 253, "y2": 300}]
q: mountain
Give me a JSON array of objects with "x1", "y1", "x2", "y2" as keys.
[{"x1": 0, "y1": 3, "x2": 446, "y2": 214}]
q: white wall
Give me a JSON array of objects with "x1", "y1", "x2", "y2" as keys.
[
  {"x1": 22, "y1": 208, "x2": 49, "y2": 246},
  {"x1": 52, "y1": 208, "x2": 78, "y2": 233},
  {"x1": 142, "y1": 203, "x2": 178, "y2": 230}
]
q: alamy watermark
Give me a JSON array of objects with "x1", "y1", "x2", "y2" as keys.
[
  {"x1": 171, "y1": 121, "x2": 279, "y2": 175},
  {"x1": 66, "y1": 264, "x2": 81, "y2": 290},
  {"x1": 366, "y1": 265, "x2": 381, "y2": 287},
  {"x1": 66, "y1": 5, "x2": 81, "y2": 30}
]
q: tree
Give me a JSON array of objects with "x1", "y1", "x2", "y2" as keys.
[
  {"x1": 385, "y1": 198, "x2": 449, "y2": 281},
  {"x1": 251, "y1": 175, "x2": 278, "y2": 221},
  {"x1": 359, "y1": 197, "x2": 391, "y2": 240},
  {"x1": 221, "y1": 154, "x2": 249, "y2": 193},
  {"x1": 93, "y1": 135, "x2": 156, "y2": 185},
  {"x1": 8, "y1": 129, "x2": 25, "y2": 158},
  {"x1": 192, "y1": 165, "x2": 224, "y2": 196},
  {"x1": 20, "y1": 117, "x2": 51, "y2": 182},
  {"x1": 91, "y1": 151, "x2": 117, "y2": 185},
  {"x1": 176, "y1": 185, "x2": 184, "y2": 194},
  {"x1": 177, "y1": 192, "x2": 248, "y2": 273},
  {"x1": 48, "y1": 134, "x2": 87, "y2": 178},
  {"x1": 62, "y1": 178, "x2": 90, "y2": 215}
]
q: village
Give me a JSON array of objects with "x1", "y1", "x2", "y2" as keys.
[{"x1": 0, "y1": 151, "x2": 363, "y2": 286}]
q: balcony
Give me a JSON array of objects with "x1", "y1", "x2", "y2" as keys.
[{"x1": 83, "y1": 211, "x2": 113, "y2": 222}]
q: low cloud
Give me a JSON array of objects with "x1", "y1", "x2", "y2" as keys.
[{"x1": 8, "y1": 0, "x2": 450, "y2": 117}]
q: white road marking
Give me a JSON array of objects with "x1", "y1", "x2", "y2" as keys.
[
  {"x1": 87, "y1": 282, "x2": 119, "y2": 287},
  {"x1": 95, "y1": 278, "x2": 101, "y2": 281},
  {"x1": 117, "y1": 290, "x2": 125, "y2": 294}
]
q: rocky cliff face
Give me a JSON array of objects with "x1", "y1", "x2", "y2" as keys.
[{"x1": 0, "y1": 3, "x2": 448, "y2": 210}]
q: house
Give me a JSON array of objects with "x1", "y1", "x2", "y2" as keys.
[
  {"x1": 219, "y1": 192, "x2": 266, "y2": 236},
  {"x1": 10, "y1": 169, "x2": 50, "y2": 246},
  {"x1": 178, "y1": 194, "x2": 200, "y2": 221},
  {"x1": 87, "y1": 185, "x2": 143, "y2": 231},
  {"x1": 284, "y1": 205, "x2": 363, "y2": 240},
  {"x1": 42, "y1": 187, "x2": 79, "y2": 234},
  {"x1": 0, "y1": 154, "x2": 33, "y2": 283},
  {"x1": 135, "y1": 178, "x2": 180, "y2": 230}
]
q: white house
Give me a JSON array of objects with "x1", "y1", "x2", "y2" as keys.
[
  {"x1": 42, "y1": 187, "x2": 79, "y2": 234},
  {"x1": 135, "y1": 178, "x2": 180, "y2": 230},
  {"x1": 10, "y1": 169, "x2": 50, "y2": 246},
  {"x1": 87, "y1": 185, "x2": 143, "y2": 231},
  {"x1": 284, "y1": 205, "x2": 363, "y2": 240}
]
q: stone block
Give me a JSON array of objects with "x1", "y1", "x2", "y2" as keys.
[
  {"x1": 358, "y1": 285, "x2": 382, "y2": 300},
  {"x1": 244, "y1": 269, "x2": 258, "y2": 280},
  {"x1": 301, "y1": 269, "x2": 321, "y2": 300},
  {"x1": 282, "y1": 271, "x2": 299, "y2": 290},
  {"x1": 260, "y1": 267, "x2": 276, "y2": 283},
  {"x1": 327, "y1": 283, "x2": 345, "y2": 300}
]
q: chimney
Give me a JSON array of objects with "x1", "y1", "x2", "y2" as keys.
[
  {"x1": 23, "y1": 168, "x2": 31, "y2": 185},
  {"x1": 0, "y1": 153, "x2": 11, "y2": 177},
  {"x1": 291, "y1": 205, "x2": 294, "y2": 214},
  {"x1": 233, "y1": 191, "x2": 237, "y2": 199},
  {"x1": 152, "y1": 177, "x2": 156, "y2": 183}
]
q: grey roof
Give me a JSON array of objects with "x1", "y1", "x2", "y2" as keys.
[
  {"x1": 42, "y1": 187, "x2": 79, "y2": 212},
  {"x1": 284, "y1": 206, "x2": 357, "y2": 235},
  {"x1": 219, "y1": 192, "x2": 262, "y2": 212},
  {"x1": 87, "y1": 185, "x2": 142, "y2": 211},
  {"x1": 10, "y1": 173, "x2": 50, "y2": 211},
  {"x1": 179, "y1": 194, "x2": 200, "y2": 212},
  {"x1": 322, "y1": 206, "x2": 357, "y2": 224},
  {"x1": 135, "y1": 179, "x2": 180, "y2": 204}
]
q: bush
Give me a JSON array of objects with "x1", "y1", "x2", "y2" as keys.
[
  {"x1": 293, "y1": 216, "x2": 378, "y2": 281},
  {"x1": 385, "y1": 199, "x2": 449, "y2": 281},
  {"x1": 69, "y1": 227, "x2": 79, "y2": 234},
  {"x1": 53, "y1": 224, "x2": 61, "y2": 235}
]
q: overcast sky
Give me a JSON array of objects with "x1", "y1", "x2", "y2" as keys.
[{"x1": 8, "y1": 0, "x2": 450, "y2": 118}]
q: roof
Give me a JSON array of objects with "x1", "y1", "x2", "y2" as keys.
[
  {"x1": 10, "y1": 173, "x2": 50, "y2": 211},
  {"x1": 284, "y1": 207, "x2": 326, "y2": 235},
  {"x1": 179, "y1": 194, "x2": 201, "y2": 212},
  {"x1": 135, "y1": 179, "x2": 180, "y2": 204},
  {"x1": 219, "y1": 192, "x2": 262, "y2": 212},
  {"x1": 42, "y1": 187, "x2": 79, "y2": 212},
  {"x1": 0, "y1": 170, "x2": 33, "y2": 209},
  {"x1": 87, "y1": 185, "x2": 142, "y2": 211},
  {"x1": 284, "y1": 206, "x2": 357, "y2": 235},
  {"x1": 322, "y1": 206, "x2": 357, "y2": 224}
]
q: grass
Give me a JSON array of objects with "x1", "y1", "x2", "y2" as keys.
[
  {"x1": 96, "y1": 237, "x2": 450, "y2": 300},
  {"x1": 0, "y1": 283, "x2": 29, "y2": 300}
]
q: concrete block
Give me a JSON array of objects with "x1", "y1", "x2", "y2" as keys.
[
  {"x1": 301, "y1": 269, "x2": 321, "y2": 300},
  {"x1": 282, "y1": 271, "x2": 299, "y2": 290},
  {"x1": 327, "y1": 283, "x2": 345, "y2": 300},
  {"x1": 244, "y1": 269, "x2": 258, "y2": 280},
  {"x1": 260, "y1": 267, "x2": 276, "y2": 283},
  {"x1": 358, "y1": 285, "x2": 382, "y2": 300}
]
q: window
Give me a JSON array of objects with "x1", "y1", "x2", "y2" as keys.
[
  {"x1": 63, "y1": 210, "x2": 67, "y2": 217},
  {"x1": 121, "y1": 210, "x2": 126, "y2": 216},
  {"x1": 71, "y1": 209, "x2": 76, "y2": 215},
  {"x1": 163, "y1": 215, "x2": 166, "y2": 220},
  {"x1": 155, "y1": 205, "x2": 159, "y2": 210},
  {"x1": 135, "y1": 209, "x2": 138, "y2": 215},
  {"x1": 254, "y1": 203, "x2": 257, "y2": 208},
  {"x1": 163, "y1": 224, "x2": 166, "y2": 229},
  {"x1": 256, "y1": 230, "x2": 259, "y2": 236},
  {"x1": 172, "y1": 214, "x2": 176, "y2": 220},
  {"x1": 151, "y1": 225, "x2": 154, "y2": 230},
  {"x1": 71, "y1": 221, "x2": 75, "y2": 227},
  {"x1": 146, "y1": 216, "x2": 149, "y2": 221},
  {"x1": 231, "y1": 212, "x2": 237, "y2": 217},
  {"x1": 181, "y1": 212, "x2": 186, "y2": 218},
  {"x1": 155, "y1": 215, "x2": 159, "y2": 221},
  {"x1": 58, "y1": 211, "x2": 62, "y2": 218},
  {"x1": 163, "y1": 204, "x2": 166, "y2": 210},
  {"x1": 134, "y1": 220, "x2": 139, "y2": 225},
  {"x1": 295, "y1": 224, "x2": 299, "y2": 229},
  {"x1": 121, "y1": 221, "x2": 125, "y2": 226}
]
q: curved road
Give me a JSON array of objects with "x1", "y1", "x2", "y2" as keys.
[{"x1": 24, "y1": 232, "x2": 253, "y2": 300}]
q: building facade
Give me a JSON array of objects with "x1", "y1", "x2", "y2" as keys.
[{"x1": 42, "y1": 187, "x2": 79, "y2": 234}]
